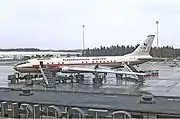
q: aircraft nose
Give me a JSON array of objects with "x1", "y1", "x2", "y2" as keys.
[{"x1": 13, "y1": 65, "x2": 17, "y2": 71}]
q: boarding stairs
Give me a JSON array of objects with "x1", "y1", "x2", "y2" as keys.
[
  {"x1": 39, "y1": 66, "x2": 56, "y2": 88},
  {"x1": 122, "y1": 62, "x2": 143, "y2": 81}
]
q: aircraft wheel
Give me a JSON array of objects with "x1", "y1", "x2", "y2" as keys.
[
  {"x1": 103, "y1": 73, "x2": 107, "y2": 79},
  {"x1": 75, "y1": 74, "x2": 84, "y2": 83},
  {"x1": 116, "y1": 74, "x2": 119, "y2": 78},
  {"x1": 80, "y1": 74, "x2": 84, "y2": 79},
  {"x1": 93, "y1": 78, "x2": 98, "y2": 84},
  {"x1": 69, "y1": 75, "x2": 74, "y2": 83},
  {"x1": 52, "y1": 72, "x2": 56, "y2": 76},
  {"x1": 116, "y1": 74, "x2": 122, "y2": 80},
  {"x1": 93, "y1": 78, "x2": 103, "y2": 84},
  {"x1": 79, "y1": 75, "x2": 84, "y2": 83},
  {"x1": 75, "y1": 75, "x2": 80, "y2": 83},
  {"x1": 62, "y1": 79, "x2": 66, "y2": 83},
  {"x1": 25, "y1": 79, "x2": 34, "y2": 85},
  {"x1": 75, "y1": 75, "x2": 79, "y2": 83},
  {"x1": 69, "y1": 75, "x2": 73, "y2": 80},
  {"x1": 34, "y1": 75, "x2": 38, "y2": 78},
  {"x1": 97, "y1": 78, "x2": 103, "y2": 84}
]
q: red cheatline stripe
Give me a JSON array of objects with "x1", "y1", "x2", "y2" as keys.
[{"x1": 20, "y1": 62, "x2": 122, "y2": 68}]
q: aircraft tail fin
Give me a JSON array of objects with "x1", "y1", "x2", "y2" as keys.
[{"x1": 127, "y1": 35, "x2": 155, "y2": 56}]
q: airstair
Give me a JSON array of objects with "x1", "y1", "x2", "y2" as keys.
[
  {"x1": 39, "y1": 66, "x2": 56, "y2": 88},
  {"x1": 124, "y1": 63, "x2": 138, "y2": 72},
  {"x1": 122, "y1": 62, "x2": 143, "y2": 81}
]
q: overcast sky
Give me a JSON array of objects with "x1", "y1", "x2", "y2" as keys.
[{"x1": 0, "y1": 0, "x2": 180, "y2": 49}]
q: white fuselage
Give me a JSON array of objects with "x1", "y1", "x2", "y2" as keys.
[
  {"x1": 14, "y1": 55, "x2": 152, "y2": 73},
  {"x1": 13, "y1": 34, "x2": 155, "y2": 73}
]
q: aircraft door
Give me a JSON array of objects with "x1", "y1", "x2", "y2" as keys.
[{"x1": 39, "y1": 61, "x2": 43, "y2": 68}]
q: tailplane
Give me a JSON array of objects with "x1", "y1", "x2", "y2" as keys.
[{"x1": 126, "y1": 35, "x2": 155, "y2": 56}]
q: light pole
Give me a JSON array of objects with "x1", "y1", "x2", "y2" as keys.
[
  {"x1": 156, "y1": 21, "x2": 159, "y2": 57},
  {"x1": 82, "y1": 25, "x2": 85, "y2": 56}
]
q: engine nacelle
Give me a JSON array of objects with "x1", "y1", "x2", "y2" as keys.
[{"x1": 61, "y1": 67, "x2": 69, "y2": 72}]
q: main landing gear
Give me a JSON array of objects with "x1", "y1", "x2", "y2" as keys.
[
  {"x1": 116, "y1": 74, "x2": 123, "y2": 80},
  {"x1": 75, "y1": 74, "x2": 84, "y2": 83},
  {"x1": 92, "y1": 73, "x2": 107, "y2": 84},
  {"x1": 59, "y1": 73, "x2": 85, "y2": 84}
]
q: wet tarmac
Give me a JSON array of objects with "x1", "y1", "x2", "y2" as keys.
[{"x1": 1, "y1": 61, "x2": 180, "y2": 97}]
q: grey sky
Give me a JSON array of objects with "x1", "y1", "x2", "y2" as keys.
[{"x1": 0, "y1": 0, "x2": 180, "y2": 49}]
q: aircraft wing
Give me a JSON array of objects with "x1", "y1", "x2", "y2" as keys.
[{"x1": 61, "y1": 67, "x2": 147, "y2": 76}]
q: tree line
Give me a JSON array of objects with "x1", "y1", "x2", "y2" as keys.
[
  {"x1": 0, "y1": 48, "x2": 41, "y2": 51},
  {"x1": 1, "y1": 46, "x2": 180, "y2": 58},
  {"x1": 0, "y1": 48, "x2": 82, "y2": 52},
  {"x1": 84, "y1": 45, "x2": 180, "y2": 58}
]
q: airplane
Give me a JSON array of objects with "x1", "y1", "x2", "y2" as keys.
[{"x1": 13, "y1": 35, "x2": 155, "y2": 83}]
